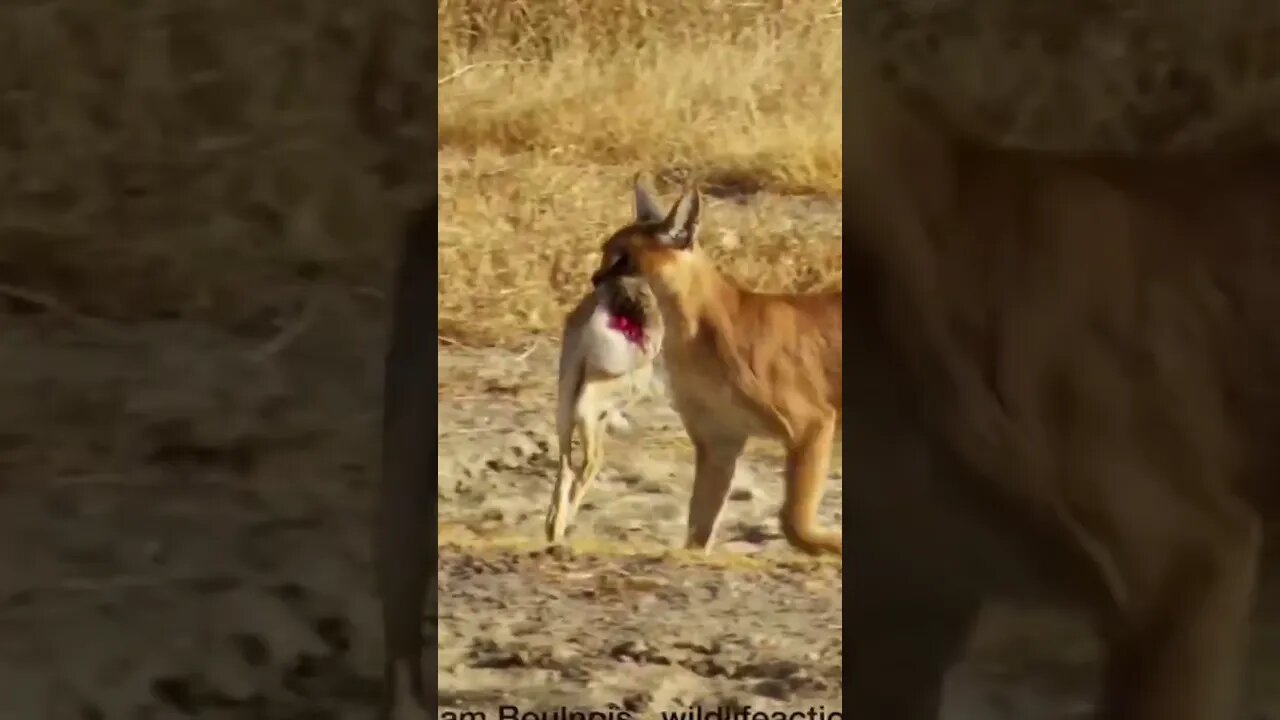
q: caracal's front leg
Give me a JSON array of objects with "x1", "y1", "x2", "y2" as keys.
[{"x1": 684, "y1": 428, "x2": 747, "y2": 552}]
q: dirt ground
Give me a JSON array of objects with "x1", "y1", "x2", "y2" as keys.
[{"x1": 4, "y1": 291, "x2": 1280, "y2": 719}]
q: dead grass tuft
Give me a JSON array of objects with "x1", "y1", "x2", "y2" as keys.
[{"x1": 438, "y1": 0, "x2": 843, "y2": 346}]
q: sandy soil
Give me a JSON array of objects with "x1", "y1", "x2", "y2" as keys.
[{"x1": 3, "y1": 303, "x2": 1280, "y2": 720}]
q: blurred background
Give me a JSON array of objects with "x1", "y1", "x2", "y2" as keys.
[
  {"x1": 1, "y1": 0, "x2": 433, "y2": 334},
  {"x1": 1, "y1": 0, "x2": 1279, "y2": 717},
  {"x1": 0, "y1": 2, "x2": 431, "y2": 717}
]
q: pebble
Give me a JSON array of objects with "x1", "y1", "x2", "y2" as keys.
[
  {"x1": 734, "y1": 659, "x2": 801, "y2": 679},
  {"x1": 609, "y1": 639, "x2": 648, "y2": 660},
  {"x1": 471, "y1": 649, "x2": 530, "y2": 669},
  {"x1": 751, "y1": 678, "x2": 793, "y2": 701}
]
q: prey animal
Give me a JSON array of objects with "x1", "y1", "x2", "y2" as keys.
[
  {"x1": 589, "y1": 178, "x2": 842, "y2": 556},
  {"x1": 545, "y1": 273, "x2": 665, "y2": 543}
]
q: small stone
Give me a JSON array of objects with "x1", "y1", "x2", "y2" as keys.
[
  {"x1": 735, "y1": 524, "x2": 775, "y2": 544},
  {"x1": 639, "y1": 478, "x2": 669, "y2": 494},
  {"x1": 472, "y1": 648, "x2": 530, "y2": 669},
  {"x1": 544, "y1": 545, "x2": 573, "y2": 560},
  {"x1": 504, "y1": 431, "x2": 541, "y2": 460},
  {"x1": 609, "y1": 639, "x2": 648, "y2": 661},
  {"x1": 729, "y1": 487, "x2": 754, "y2": 501},
  {"x1": 751, "y1": 678, "x2": 793, "y2": 701},
  {"x1": 548, "y1": 645, "x2": 579, "y2": 665},
  {"x1": 735, "y1": 659, "x2": 801, "y2": 679},
  {"x1": 688, "y1": 657, "x2": 731, "y2": 678}
]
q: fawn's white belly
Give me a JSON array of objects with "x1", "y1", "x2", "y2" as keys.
[{"x1": 583, "y1": 305, "x2": 651, "y2": 378}]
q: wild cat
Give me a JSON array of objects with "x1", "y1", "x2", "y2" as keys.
[
  {"x1": 589, "y1": 178, "x2": 843, "y2": 556},
  {"x1": 544, "y1": 274, "x2": 665, "y2": 543}
]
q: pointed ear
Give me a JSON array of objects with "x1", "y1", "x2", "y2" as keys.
[
  {"x1": 661, "y1": 186, "x2": 701, "y2": 249},
  {"x1": 633, "y1": 174, "x2": 665, "y2": 224}
]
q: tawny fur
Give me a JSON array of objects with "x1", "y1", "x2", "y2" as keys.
[
  {"x1": 835, "y1": 55, "x2": 1280, "y2": 720},
  {"x1": 545, "y1": 276, "x2": 665, "y2": 543},
  {"x1": 590, "y1": 179, "x2": 842, "y2": 557}
]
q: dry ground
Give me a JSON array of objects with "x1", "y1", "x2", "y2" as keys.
[
  {"x1": 4, "y1": 312, "x2": 1280, "y2": 719},
  {"x1": 435, "y1": 6, "x2": 849, "y2": 709},
  {"x1": 7, "y1": 1, "x2": 1280, "y2": 718}
]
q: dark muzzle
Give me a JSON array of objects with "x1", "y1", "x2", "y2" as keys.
[{"x1": 591, "y1": 253, "x2": 635, "y2": 287}]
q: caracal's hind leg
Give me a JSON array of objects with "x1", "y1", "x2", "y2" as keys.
[
  {"x1": 779, "y1": 413, "x2": 841, "y2": 556},
  {"x1": 684, "y1": 429, "x2": 747, "y2": 552}
]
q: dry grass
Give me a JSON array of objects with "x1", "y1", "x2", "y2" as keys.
[
  {"x1": 439, "y1": 0, "x2": 841, "y2": 195},
  {"x1": 438, "y1": 153, "x2": 843, "y2": 347},
  {"x1": 8, "y1": 1, "x2": 1276, "y2": 349},
  {"x1": 438, "y1": 0, "x2": 842, "y2": 347}
]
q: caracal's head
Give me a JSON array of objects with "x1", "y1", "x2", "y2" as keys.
[{"x1": 590, "y1": 176, "x2": 705, "y2": 294}]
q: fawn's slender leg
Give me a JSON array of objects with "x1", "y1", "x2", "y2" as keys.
[
  {"x1": 545, "y1": 363, "x2": 583, "y2": 543},
  {"x1": 569, "y1": 405, "x2": 610, "y2": 520},
  {"x1": 545, "y1": 447, "x2": 576, "y2": 543}
]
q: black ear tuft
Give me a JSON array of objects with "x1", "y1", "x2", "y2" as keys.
[
  {"x1": 661, "y1": 186, "x2": 701, "y2": 249},
  {"x1": 633, "y1": 174, "x2": 665, "y2": 224}
]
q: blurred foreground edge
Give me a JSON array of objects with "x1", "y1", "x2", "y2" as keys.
[{"x1": 376, "y1": 199, "x2": 439, "y2": 719}]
